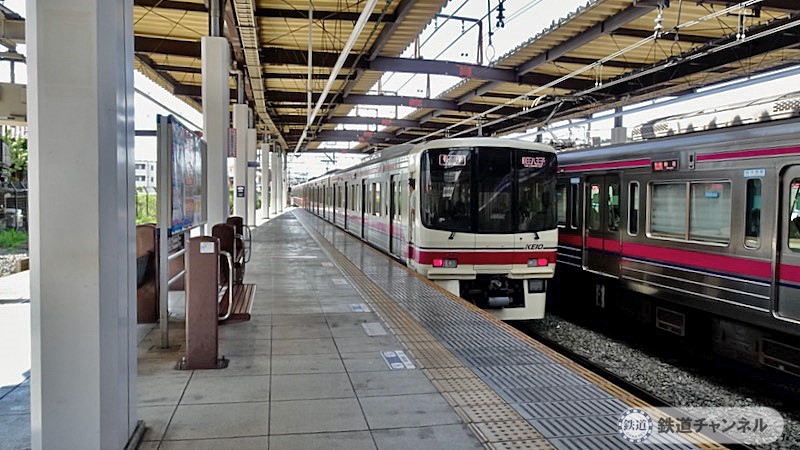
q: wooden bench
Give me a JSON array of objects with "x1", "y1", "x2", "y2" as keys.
[
  {"x1": 212, "y1": 222, "x2": 255, "y2": 322},
  {"x1": 225, "y1": 283, "x2": 256, "y2": 322}
]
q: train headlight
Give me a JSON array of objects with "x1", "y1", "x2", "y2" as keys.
[
  {"x1": 527, "y1": 258, "x2": 549, "y2": 267},
  {"x1": 432, "y1": 258, "x2": 458, "y2": 268}
]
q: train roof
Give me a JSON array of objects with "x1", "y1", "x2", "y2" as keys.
[{"x1": 557, "y1": 115, "x2": 800, "y2": 167}]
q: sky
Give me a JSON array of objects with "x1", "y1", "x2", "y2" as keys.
[{"x1": 4, "y1": 0, "x2": 800, "y2": 180}]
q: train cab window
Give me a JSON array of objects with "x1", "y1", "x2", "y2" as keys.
[
  {"x1": 788, "y1": 180, "x2": 800, "y2": 252},
  {"x1": 745, "y1": 179, "x2": 761, "y2": 249},
  {"x1": 628, "y1": 182, "x2": 639, "y2": 235},
  {"x1": 650, "y1": 183, "x2": 687, "y2": 238},
  {"x1": 608, "y1": 183, "x2": 620, "y2": 232},
  {"x1": 421, "y1": 148, "x2": 473, "y2": 232},
  {"x1": 689, "y1": 182, "x2": 731, "y2": 243},
  {"x1": 588, "y1": 183, "x2": 601, "y2": 231},
  {"x1": 556, "y1": 184, "x2": 567, "y2": 226}
]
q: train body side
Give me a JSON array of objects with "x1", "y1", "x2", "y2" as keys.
[{"x1": 554, "y1": 117, "x2": 800, "y2": 374}]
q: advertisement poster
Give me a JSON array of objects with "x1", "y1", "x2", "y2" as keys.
[{"x1": 169, "y1": 117, "x2": 205, "y2": 234}]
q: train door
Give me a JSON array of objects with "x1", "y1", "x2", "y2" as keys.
[
  {"x1": 389, "y1": 175, "x2": 401, "y2": 257},
  {"x1": 583, "y1": 175, "x2": 621, "y2": 277},
  {"x1": 775, "y1": 167, "x2": 800, "y2": 321},
  {"x1": 344, "y1": 182, "x2": 349, "y2": 230},
  {"x1": 361, "y1": 180, "x2": 367, "y2": 239}
]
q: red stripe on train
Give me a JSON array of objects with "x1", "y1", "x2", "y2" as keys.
[
  {"x1": 623, "y1": 242, "x2": 771, "y2": 279},
  {"x1": 559, "y1": 158, "x2": 650, "y2": 173},
  {"x1": 559, "y1": 233, "x2": 582, "y2": 247},
  {"x1": 415, "y1": 250, "x2": 556, "y2": 265},
  {"x1": 696, "y1": 145, "x2": 800, "y2": 162},
  {"x1": 779, "y1": 264, "x2": 800, "y2": 284}
]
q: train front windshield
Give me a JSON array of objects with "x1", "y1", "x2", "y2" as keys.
[{"x1": 421, "y1": 146, "x2": 557, "y2": 233}]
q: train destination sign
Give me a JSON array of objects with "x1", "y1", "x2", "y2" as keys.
[
  {"x1": 439, "y1": 153, "x2": 467, "y2": 167},
  {"x1": 652, "y1": 159, "x2": 679, "y2": 172}
]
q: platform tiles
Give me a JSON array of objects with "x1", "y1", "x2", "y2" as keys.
[{"x1": 297, "y1": 210, "x2": 728, "y2": 450}]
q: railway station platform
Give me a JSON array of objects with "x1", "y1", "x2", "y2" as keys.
[{"x1": 1, "y1": 209, "x2": 726, "y2": 449}]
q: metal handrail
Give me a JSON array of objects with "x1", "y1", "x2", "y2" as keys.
[
  {"x1": 168, "y1": 270, "x2": 186, "y2": 287},
  {"x1": 168, "y1": 248, "x2": 187, "y2": 261},
  {"x1": 243, "y1": 225, "x2": 252, "y2": 263},
  {"x1": 218, "y1": 250, "x2": 234, "y2": 321}
]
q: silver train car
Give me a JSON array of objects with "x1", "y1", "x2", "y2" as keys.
[
  {"x1": 293, "y1": 137, "x2": 559, "y2": 320},
  {"x1": 554, "y1": 115, "x2": 800, "y2": 375}
]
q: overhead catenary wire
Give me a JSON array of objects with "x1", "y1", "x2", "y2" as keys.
[{"x1": 406, "y1": 0, "x2": 771, "y2": 144}]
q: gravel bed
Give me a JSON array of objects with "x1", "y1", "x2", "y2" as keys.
[
  {"x1": 0, "y1": 252, "x2": 27, "y2": 277},
  {"x1": 525, "y1": 315, "x2": 800, "y2": 450}
]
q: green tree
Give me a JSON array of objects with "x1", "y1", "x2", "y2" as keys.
[{"x1": 2, "y1": 131, "x2": 27, "y2": 183}]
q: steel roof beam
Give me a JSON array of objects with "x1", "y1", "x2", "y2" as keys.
[
  {"x1": 695, "y1": 0, "x2": 798, "y2": 13},
  {"x1": 612, "y1": 28, "x2": 710, "y2": 44},
  {"x1": 599, "y1": 16, "x2": 800, "y2": 99},
  {"x1": 256, "y1": 8, "x2": 396, "y2": 22},
  {"x1": 265, "y1": 91, "x2": 525, "y2": 116},
  {"x1": 367, "y1": 0, "x2": 418, "y2": 61},
  {"x1": 134, "y1": 0, "x2": 206, "y2": 12},
  {"x1": 135, "y1": 36, "x2": 201, "y2": 58},
  {"x1": 275, "y1": 115, "x2": 420, "y2": 127},
  {"x1": 285, "y1": 130, "x2": 406, "y2": 144},
  {"x1": 266, "y1": 72, "x2": 349, "y2": 80},
  {"x1": 262, "y1": 49, "x2": 593, "y2": 89},
  {"x1": 151, "y1": 63, "x2": 202, "y2": 74},
  {"x1": 456, "y1": 3, "x2": 659, "y2": 105}
]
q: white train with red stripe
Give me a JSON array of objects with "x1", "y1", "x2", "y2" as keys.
[
  {"x1": 293, "y1": 137, "x2": 558, "y2": 320},
  {"x1": 554, "y1": 115, "x2": 800, "y2": 375}
]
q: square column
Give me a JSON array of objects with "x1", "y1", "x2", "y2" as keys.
[
  {"x1": 277, "y1": 149, "x2": 285, "y2": 212},
  {"x1": 202, "y1": 37, "x2": 230, "y2": 229},
  {"x1": 246, "y1": 128, "x2": 257, "y2": 226},
  {"x1": 260, "y1": 140, "x2": 270, "y2": 218},
  {"x1": 232, "y1": 104, "x2": 248, "y2": 220},
  {"x1": 270, "y1": 150, "x2": 279, "y2": 215},
  {"x1": 27, "y1": 0, "x2": 137, "y2": 448}
]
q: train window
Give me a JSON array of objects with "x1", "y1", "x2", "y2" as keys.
[
  {"x1": 517, "y1": 150, "x2": 556, "y2": 233},
  {"x1": 788, "y1": 180, "x2": 800, "y2": 252},
  {"x1": 745, "y1": 179, "x2": 761, "y2": 249},
  {"x1": 628, "y1": 182, "x2": 639, "y2": 235},
  {"x1": 394, "y1": 181, "x2": 402, "y2": 221},
  {"x1": 420, "y1": 148, "x2": 473, "y2": 232},
  {"x1": 608, "y1": 183, "x2": 620, "y2": 232},
  {"x1": 588, "y1": 183, "x2": 601, "y2": 231},
  {"x1": 650, "y1": 183, "x2": 687, "y2": 238},
  {"x1": 689, "y1": 181, "x2": 731, "y2": 243},
  {"x1": 372, "y1": 182, "x2": 381, "y2": 216},
  {"x1": 478, "y1": 149, "x2": 514, "y2": 233},
  {"x1": 556, "y1": 184, "x2": 567, "y2": 226},
  {"x1": 570, "y1": 184, "x2": 579, "y2": 229}
]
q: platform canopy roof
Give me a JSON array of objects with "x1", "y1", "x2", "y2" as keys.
[{"x1": 133, "y1": 0, "x2": 800, "y2": 153}]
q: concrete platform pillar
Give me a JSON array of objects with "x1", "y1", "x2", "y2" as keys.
[
  {"x1": 278, "y1": 149, "x2": 285, "y2": 212},
  {"x1": 261, "y1": 139, "x2": 270, "y2": 218},
  {"x1": 232, "y1": 104, "x2": 248, "y2": 220},
  {"x1": 270, "y1": 150, "x2": 279, "y2": 215},
  {"x1": 246, "y1": 128, "x2": 257, "y2": 226},
  {"x1": 27, "y1": 0, "x2": 138, "y2": 448},
  {"x1": 202, "y1": 36, "x2": 230, "y2": 229}
]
